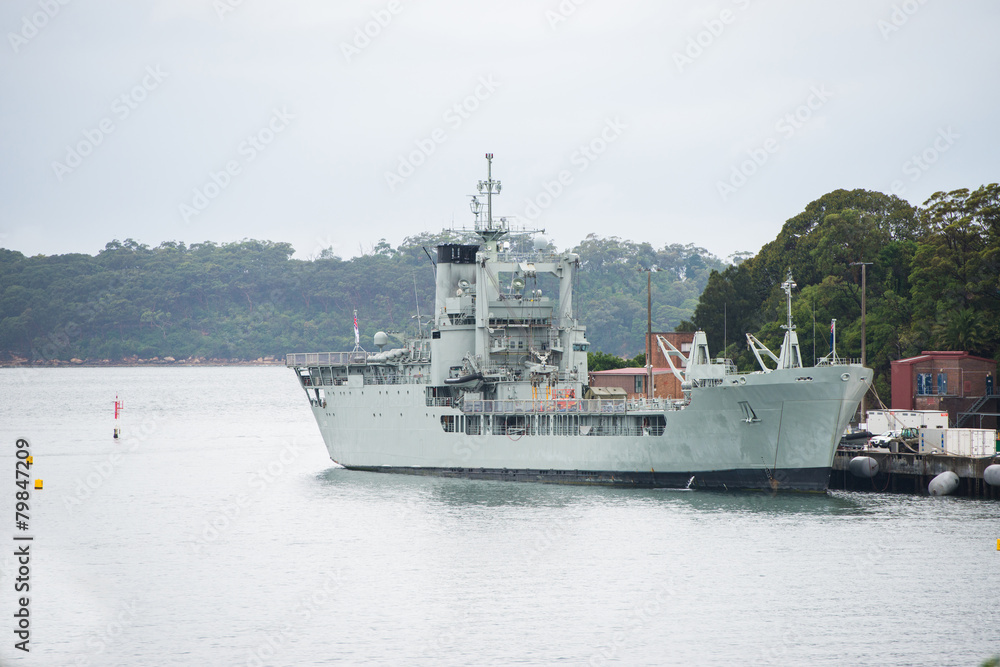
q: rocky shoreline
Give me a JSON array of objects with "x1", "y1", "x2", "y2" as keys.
[{"x1": 0, "y1": 355, "x2": 286, "y2": 367}]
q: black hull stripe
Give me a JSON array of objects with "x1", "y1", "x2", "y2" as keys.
[{"x1": 344, "y1": 465, "x2": 832, "y2": 492}]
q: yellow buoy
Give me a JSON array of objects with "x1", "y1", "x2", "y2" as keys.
[
  {"x1": 34, "y1": 480, "x2": 42, "y2": 490},
  {"x1": 26, "y1": 456, "x2": 32, "y2": 465},
  {"x1": 997, "y1": 538, "x2": 999, "y2": 551}
]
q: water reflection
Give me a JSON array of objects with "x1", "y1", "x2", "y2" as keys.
[{"x1": 313, "y1": 466, "x2": 873, "y2": 517}]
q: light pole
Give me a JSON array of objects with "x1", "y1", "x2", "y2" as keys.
[
  {"x1": 638, "y1": 267, "x2": 658, "y2": 401},
  {"x1": 647, "y1": 270, "x2": 653, "y2": 401},
  {"x1": 851, "y1": 261, "x2": 873, "y2": 422}
]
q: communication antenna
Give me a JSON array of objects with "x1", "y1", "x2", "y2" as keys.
[
  {"x1": 479, "y1": 153, "x2": 502, "y2": 229},
  {"x1": 812, "y1": 295, "x2": 816, "y2": 367},
  {"x1": 780, "y1": 271, "x2": 796, "y2": 333},
  {"x1": 463, "y1": 155, "x2": 543, "y2": 253}
]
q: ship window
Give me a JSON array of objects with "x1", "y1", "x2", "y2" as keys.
[{"x1": 572, "y1": 343, "x2": 589, "y2": 351}]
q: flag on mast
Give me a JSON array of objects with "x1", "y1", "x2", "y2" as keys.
[{"x1": 354, "y1": 310, "x2": 360, "y2": 346}]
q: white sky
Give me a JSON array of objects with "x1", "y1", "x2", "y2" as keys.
[{"x1": 1, "y1": 0, "x2": 997, "y2": 261}]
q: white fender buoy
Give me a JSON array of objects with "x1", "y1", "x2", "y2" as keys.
[
  {"x1": 984, "y1": 464, "x2": 1000, "y2": 487},
  {"x1": 928, "y1": 471, "x2": 959, "y2": 496},
  {"x1": 849, "y1": 456, "x2": 879, "y2": 478}
]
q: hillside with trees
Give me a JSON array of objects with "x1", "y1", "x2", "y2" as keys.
[
  {"x1": 686, "y1": 184, "x2": 1000, "y2": 403},
  {"x1": 0, "y1": 234, "x2": 721, "y2": 363}
]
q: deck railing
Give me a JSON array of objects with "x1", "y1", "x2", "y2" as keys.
[
  {"x1": 460, "y1": 398, "x2": 681, "y2": 414},
  {"x1": 287, "y1": 352, "x2": 368, "y2": 367}
]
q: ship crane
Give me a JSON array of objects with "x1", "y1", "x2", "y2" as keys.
[{"x1": 747, "y1": 271, "x2": 803, "y2": 372}]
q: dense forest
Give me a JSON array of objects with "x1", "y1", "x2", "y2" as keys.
[
  {"x1": 686, "y1": 184, "x2": 1000, "y2": 402},
  {"x1": 0, "y1": 232, "x2": 721, "y2": 363}
]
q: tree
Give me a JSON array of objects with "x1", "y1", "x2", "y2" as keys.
[{"x1": 910, "y1": 184, "x2": 1000, "y2": 357}]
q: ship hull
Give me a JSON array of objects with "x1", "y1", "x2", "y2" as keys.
[
  {"x1": 346, "y1": 464, "x2": 832, "y2": 491},
  {"x1": 307, "y1": 364, "x2": 870, "y2": 492}
]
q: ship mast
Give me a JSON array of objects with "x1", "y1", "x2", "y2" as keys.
[
  {"x1": 781, "y1": 272, "x2": 796, "y2": 336},
  {"x1": 471, "y1": 153, "x2": 507, "y2": 254},
  {"x1": 778, "y1": 271, "x2": 802, "y2": 369},
  {"x1": 484, "y1": 153, "x2": 496, "y2": 228}
]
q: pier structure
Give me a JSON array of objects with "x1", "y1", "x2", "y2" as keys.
[{"x1": 830, "y1": 449, "x2": 1000, "y2": 498}]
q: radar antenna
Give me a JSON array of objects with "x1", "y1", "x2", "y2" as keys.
[
  {"x1": 469, "y1": 153, "x2": 507, "y2": 248},
  {"x1": 480, "y1": 153, "x2": 502, "y2": 228},
  {"x1": 462, "y1": 155, "x2": 544, "y2": 253}
]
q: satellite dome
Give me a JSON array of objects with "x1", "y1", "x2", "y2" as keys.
[{"x1": 374, "y1": 331, "x2": 389, "y2": 349}]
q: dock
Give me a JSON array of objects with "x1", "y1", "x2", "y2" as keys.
[{"x1": 830, "y1": 449, "x2": 1000, "y2": 498}]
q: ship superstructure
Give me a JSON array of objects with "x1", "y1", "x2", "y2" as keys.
[{"x1": 287, "y1": 155, "x2": 872, "y2": 491}]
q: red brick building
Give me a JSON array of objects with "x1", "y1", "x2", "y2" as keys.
[
  {"x1": 647, "y1": 332, "x2": 696, "y2": 369},
  {"x1": 588, "y1": 367, "x2": 685, "y2": 400},
  {"x1": 891, "y1": 351, "x2": 997, "y2": 427}
]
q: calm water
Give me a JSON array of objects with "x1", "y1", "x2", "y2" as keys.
[{"x1": 0, "y1": 367, "x2": 997, "y2": 666}]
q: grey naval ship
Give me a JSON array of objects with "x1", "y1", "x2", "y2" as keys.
[{"x1": 287, "y1": 155, "x2": 871, "y2": 491}]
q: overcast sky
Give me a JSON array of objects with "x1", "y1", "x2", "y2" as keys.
[{"x1": 1, "y1": 0, "x2": 997, "y2": 262}]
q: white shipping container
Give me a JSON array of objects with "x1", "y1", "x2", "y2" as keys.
[
  {"x1": 971, "y1": 430, "x2": 996, "y2": 457},
  {"x1": 919, "y1": 428, "x2": 997, "y2": 457},
  {"x1": 952, "y1": 429, "x2": 972, "y2": 456},
  {"x1": 868, "y1": 410, "x2": 949, "y2": 434},
  {"x1": 919, "y1": 429, "x2": 945, "y2": 454}
]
